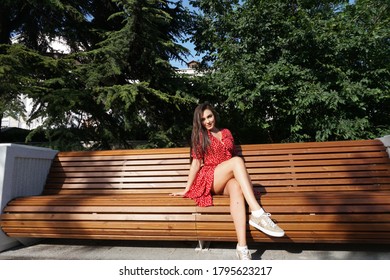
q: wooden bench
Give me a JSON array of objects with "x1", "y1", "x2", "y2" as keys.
[{"x1": 1, "y1": 139, "x2": 390, "y2": 245}]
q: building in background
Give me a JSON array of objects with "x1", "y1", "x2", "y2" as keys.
[
  {"x1": 2, "y1": 37, "x2": 71, "y2": 131},
  {"x1": 2, "y1": 95, "x2": 43, "y2": 130},
  {"x1": 175, "y1": 60, "x2": 200, "y2": 75},
  {"x1": 2, "y1": 58, "x2": 199, "y2": 130}
]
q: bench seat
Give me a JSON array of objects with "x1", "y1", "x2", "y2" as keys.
[{"x1": 1, "y1": 139, "x2": 390, "y2": 244}]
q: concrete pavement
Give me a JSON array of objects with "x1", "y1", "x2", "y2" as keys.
[{"x1": 0, "y1": 239, "x2": 390, "y2": 260}]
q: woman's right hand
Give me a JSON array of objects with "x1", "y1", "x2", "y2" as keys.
[{"x1": 170, "y1": 190, "x2": 187, "y2": 197}]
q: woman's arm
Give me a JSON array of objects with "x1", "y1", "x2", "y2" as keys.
[{"x1": 170, "y1": 158, "x2": 202, "y2": 196}]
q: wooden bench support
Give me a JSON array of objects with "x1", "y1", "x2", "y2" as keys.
[{"x1": 1, "y1": 139, "x2": 390, "y2": 245}]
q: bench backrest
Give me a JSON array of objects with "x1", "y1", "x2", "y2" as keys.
[
  {"x1": 45, "y1": 147, "x2": 191, "y2": 195},
  {"x1": 44, "y1": 139, "x2": 390, "y2": 195}
]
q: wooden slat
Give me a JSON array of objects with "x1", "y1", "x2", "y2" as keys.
[
  {"x1": 195, "y1": 213, "x2": 390, "y2": 223},
  {"x1": 57, "y1": 147, "x2": 190, "y2": 157},
  {"x1": 1, "y1": 233, "x2": 197, "y2": 241},
  {"x1": 0, "y1": 221, "x2": 195, "y2": 230},
  {"x1": 41, "y1": 188, "x2": 183, "y2": 195},
  {"x1": 50, "y1": 164, "x2": 190, "y2": 173},
  {"x1": 3, "y1": 206, "x2": 197, "y2": 213},
  {"x1": 44, "y1": 183, "x2": 186, "y2": 189},
  {"x1": 245, "y1": 157, "x2": 390, "y2": 168},
  {"x1": 248, "y1": 165, "x2": 390, "y2": 174},
  {"x1": 2, "y1": 194, "x2": 195, "y2": 206},
  {"x1": 2, "y1": 228, "x2": 197, "y2": 237},
  {"x1": 55, "y1": 153, "x2": 190, "y2": 162},
  {"x1": 243, "y1": 152, "x2": 388, "y2": 163},
  {"x1": 46, "y1": 176, "x2": 188, "y2": 183},
  {"x1": 196, "y1": 222, "x2": 390, "y2": 232},
  {"x1": 1, "y1": 213, "x2": 196, "y2": 221}
]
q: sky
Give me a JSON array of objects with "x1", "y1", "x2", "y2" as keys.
[
  {"x1": 170, "y1": 0, "x2": 201, "y2": 69},
  {"x1": 171, "y1": 38, "x2": 201, "y2": 69}
]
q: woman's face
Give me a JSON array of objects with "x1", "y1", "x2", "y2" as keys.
[{"x1": 201, "y1": 109, "x2": 216, "y2": 131}]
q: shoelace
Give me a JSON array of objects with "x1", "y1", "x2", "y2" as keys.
[
  {"x1": 262, "y1": 213, "x2": 277, "y2": 228},
  {"x1": 238, "y1": 248, "x2": 251, "y2": 260}
]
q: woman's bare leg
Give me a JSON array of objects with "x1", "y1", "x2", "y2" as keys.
[
  {"x1": 223, "y1": 178, "x2": 247, "y2": 246},
  {"x1": 213, "y1": 157, "x2": 261, "y2": 211},
  {"x1": 213, "y1": 157, "x2": 285, "y2": 240}
]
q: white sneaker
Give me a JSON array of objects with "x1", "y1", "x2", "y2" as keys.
[
  {"x1": 236, "y1": 246, "x2": 252, "y2": 260},
  {"x1": 249, "y1": 213, "x2": 285, "y2": 237}
]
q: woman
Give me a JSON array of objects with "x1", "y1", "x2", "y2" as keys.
[{"x1": 171, "y1": 102, "x2": 284, "y2": 260}]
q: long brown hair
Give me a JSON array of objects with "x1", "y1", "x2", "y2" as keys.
[{"x1": 191, "y1": 102, "x2": 219, "y2": 159}]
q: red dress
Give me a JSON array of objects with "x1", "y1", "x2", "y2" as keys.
[{"x1": 184, "y1": 128, "x2": 236, "y2": 207}]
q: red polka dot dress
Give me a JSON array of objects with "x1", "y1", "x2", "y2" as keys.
[{"x1": 184, "y1": 128, "x2": 237, "y2": 207}]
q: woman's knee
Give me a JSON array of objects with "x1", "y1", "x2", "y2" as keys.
[
  {"x1": 231, "y1": 156, "x2": 245, "y2": 167},
  {"x1": 225, "y1": 179, "x2": 243, "y2": 196}
]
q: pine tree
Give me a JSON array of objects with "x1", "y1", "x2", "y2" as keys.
[{"x1": 1, "y1": 0, "x2": 196, "y2": 149}]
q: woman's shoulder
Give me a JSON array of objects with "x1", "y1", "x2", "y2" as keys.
[{"x1": 221, "y1": 128, "x2": 233, "y2": 137}]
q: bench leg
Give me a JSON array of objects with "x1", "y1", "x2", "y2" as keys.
[{"x1": 195, "y1": 240, "x2": 210, "y2": 251}]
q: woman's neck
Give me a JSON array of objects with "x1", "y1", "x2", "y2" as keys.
[{"x1": 209, "y1": 127, "x2": 220, "y2": 134}]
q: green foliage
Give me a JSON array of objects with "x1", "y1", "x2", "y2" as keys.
[
  {"x1": 0, "y1": 43, "x2": 73, "y2": 128},
  {"x1": 191, "y1": 0, "x2": 390, "y2": 143},
  {"x1": 1, "y1": 0, "x2": 197, "y2": 150},
  {"x1": 70, "y1": 0, "x2": 196, "y2": 149},
  {"x1": 1, "y1": 0, "x2": 388, "y2": 149}
]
